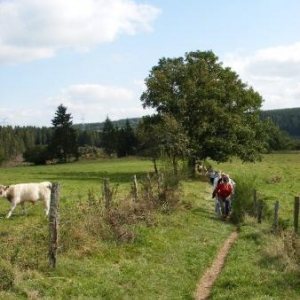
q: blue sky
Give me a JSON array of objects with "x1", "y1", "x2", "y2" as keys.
[{"x1": 0, "y1": 0, "x2": 299, "y2": 127}]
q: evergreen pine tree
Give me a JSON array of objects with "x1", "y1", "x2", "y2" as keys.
[{"x1": 49, "y1": 104, "x2": 78, "y2": 162}]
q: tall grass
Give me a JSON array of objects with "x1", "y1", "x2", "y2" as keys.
[
  {"x1": 0, "y1": 154, "x2": 299, "y2": 299},
  {"x1": 230, "y1": 174, "x2": 257, "y2": 224}
]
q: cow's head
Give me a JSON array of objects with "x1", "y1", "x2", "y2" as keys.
[{"x1": 0, "y1": 185, "x2": 9, "y2": 197}]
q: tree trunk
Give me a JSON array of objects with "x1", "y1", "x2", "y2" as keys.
[
  {"x1": 152, "y1": 158, "x2": 158, "y2": 175},
  {"x1": 188, "y1": 156, "x2": 196, "y2": 178},
  {"x1": 172, "y1": 156, "x2": 178, "y2": 176}
]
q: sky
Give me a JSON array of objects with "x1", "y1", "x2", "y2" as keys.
[{"x1": 0, "y1": 0, "x2": 299, "y2": 127}]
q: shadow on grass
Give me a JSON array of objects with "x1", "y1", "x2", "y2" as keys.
[{"x1": 191, "y1": 206, "x2": 233, "y2": 225}]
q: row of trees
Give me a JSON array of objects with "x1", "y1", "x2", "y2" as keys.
[
  {"x1": 0, "y1": 105, "x2": 138, "y2": 165},
  {"x1": 0, "y1": 50, "x2": 297, "y2": 169}
]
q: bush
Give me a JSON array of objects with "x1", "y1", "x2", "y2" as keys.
[
  {"x1": 230, "y1": 175, "x2": 257, "y2": 224},
  {"x1": 23, "y1": 145, "x2": 51, "y2": 165}
]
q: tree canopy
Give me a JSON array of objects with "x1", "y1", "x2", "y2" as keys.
[{"x1": 141, "y1": 50, "x2": 270, "y2": 164}]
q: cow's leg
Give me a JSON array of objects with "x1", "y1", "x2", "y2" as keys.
[
  {"x1": 6, "y1": 202, "x2": 17, "y2": 218},
  {"x1": 21, "y1": 202, "x2": 27, "y2": 216},
  {"x1": 44, "y1": 198, "x2": 50, "y2": 216}
]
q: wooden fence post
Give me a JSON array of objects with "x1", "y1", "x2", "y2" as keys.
[
  {"x1": 294, "y1": 196, "x2": 299, "y2": 234},
  {"x1": 158, "y1": 173, "x2": 164, "y2": 193},
  {"x1": 146, "y1": 173, "x2": 153, "y2": 202},
  {"x1": 272, "y1": 201, "x2": 279, "y2": 234},
  {"x1": 132, "y1": 175, "x2": 138, "y2": 201},
  {"x1": 253, "y1": 189, "x2": 257, "y2": 217},
  {"x1": 103, "y1": 178, "x2": 111, "y2": 208},
  {"x1": 257, "y1": 200, "x2": 263, "y2": 224},
  {"x1": 49, "y1": 182, "x2": 60, "y2": 268}
]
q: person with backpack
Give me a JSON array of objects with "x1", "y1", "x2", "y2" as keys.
[
  {"x1": 213, "y1": 170, "x2": 222, "y2": 216},
  {"x1": 212, "y1": 174, "x2": 233, "y2": 220},
  {"x1": 206, "y1": 167, "x2": 216, "y2": 185}
]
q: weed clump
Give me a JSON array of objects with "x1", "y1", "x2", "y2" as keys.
[
  {"x1": 60, "y1": 171, "x2": 183, "y2": 255},
  {"x1": 230, "y1": 175, "x2": 257, "y2": 224},
  {"x1": 230, "y1": 175, "x2": 273, "y2": 225}
]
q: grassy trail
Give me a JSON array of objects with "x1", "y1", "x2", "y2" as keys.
[{"x1": 0, "y1": 156, "x2": 299, "y2": 299}]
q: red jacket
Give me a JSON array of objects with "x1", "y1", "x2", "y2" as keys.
[{"x1": 214, "y1": 182, "x2": 232, "y2": 198}]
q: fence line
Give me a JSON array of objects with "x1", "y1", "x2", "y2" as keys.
[{"x1": 253, "y1": 190, "x2": 299, "y2": 234}]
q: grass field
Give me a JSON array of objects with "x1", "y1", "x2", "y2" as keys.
[{"x1": 0, "y1": 154, "x2": 299, "y2": 299}]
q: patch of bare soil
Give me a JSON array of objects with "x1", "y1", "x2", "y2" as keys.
[{"x1": 194, "y1": 230, "x2": 239, "y2": 300}]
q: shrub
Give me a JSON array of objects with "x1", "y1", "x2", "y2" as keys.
[
  {"x1": 23, "y1": 145, "x2": 51, "y2": 165},
  {"x1": 230, "y1": 175, "x2": 257, "y2": 224}
]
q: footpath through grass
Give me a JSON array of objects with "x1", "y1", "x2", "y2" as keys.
[
  {"x1": 0, "y1": 157, "x2": 235, "y2": 299},
  {"x1": 210, "y1": 218, "x2": 300, "y2": 300},
  {"x1": 0, "y1": 155, "x2": 299, "y2": 299}
]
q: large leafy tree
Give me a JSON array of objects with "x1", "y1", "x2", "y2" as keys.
[
  {"x1": 136, "y1": 115, "x2": 162, "y2": 174},
  {"x1": 49, "y1": 104, "x2": 78, "y2": 163},
  {"x1": 137, "y1": 114, "x2": 189, "y2": 175},
  {"x1": 141, "y1": 50, "x2": 269, "y2": 168}
]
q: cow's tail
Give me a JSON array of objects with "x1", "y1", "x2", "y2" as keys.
[{"x1": 41, "y1": 181, "x2": 53, "y2": 189}]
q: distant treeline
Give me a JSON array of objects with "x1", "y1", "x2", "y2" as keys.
[
  {"x1": 75, "y1": 108, "x2": 300, "y2": 138},
  {"x1": 261, "y1": 107, "x2": 300, "y2": 138},
  {"x1": 1, "y1": 107, "x2": 300, "y2": 164},
  {"x1": 73, "y1": 117, "x2": 141, "y2": 131},
  {"x1": 0, "y1": 117, "x2": 136, "y2": 164}
]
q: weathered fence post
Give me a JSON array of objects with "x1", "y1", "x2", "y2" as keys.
[
  {"x1": 272, "y1": 201, "x2": 279, "y2": 234},
  {"x1": 146, "y1": 173, "x2": 153, "y2": 202},
  {"x1": 253, "y1": 189, "x2": 257, "y2": 217},
  {"x1": 49, "y1": 182, "x2": 60, "y2": 268},
  {"x1": 294, "y1": 196, "x2": 299, "y2": 234},
  {"x1": 257, "y1": 200, "x2": 263, "y2": 224},
  {"x1": 158, "y1": 173, "x2": 164, "y2": 193},
  {"x1": 103, "y1": 178, "x2": 111, "y2": 208},
  {"x1": 132, "y1": 175, "x2": 138, "y2": 201}
]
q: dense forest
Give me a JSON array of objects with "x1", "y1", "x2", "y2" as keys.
[
  {"x1": 260, "y1": 107, "x2": 300, "y2": 138},
  {"x1": 0, "y1": 116, "x2": 138, "y2": 165},
  {"x1": 0, "y1": 106, "x2": 299, "y2": 166},
  {"x1": 74, "y1": 107, "x2": 300, "y2": 137}
]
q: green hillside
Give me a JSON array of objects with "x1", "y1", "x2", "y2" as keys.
[
  {"x1": 261, "y1": 107, "x2": 300, "y2": 138},
  {"x1": 73, "y1": 107, "x2": 300, "y2": 138},
  {"x1": 73, "y1": 117, "x2": 141, "y2": 131}
]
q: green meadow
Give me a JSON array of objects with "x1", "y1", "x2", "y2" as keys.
[{"x1": 0, "y1": 154, "x2": 299, "y2": 299}]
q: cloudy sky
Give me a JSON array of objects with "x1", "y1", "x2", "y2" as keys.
[{"x1": 0, "y1": 0, "x2": 299, "y2": 127}]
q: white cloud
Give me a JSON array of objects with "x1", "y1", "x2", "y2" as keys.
[
  {"x1": 0, "y1": 105, "x2": 54, "y2": 127},
  {"x1": 46, "y1": 83, "x2": 152, "y2": 125},
  {"x1": 223, "y1": 42, "x2": 300, "y2": 110},
  {"x1": 0, "y1": 0, "x2": 161, "y2": 64},
  {"x1": 0, "y1": 82, "x2": 152, "y2": 127}
]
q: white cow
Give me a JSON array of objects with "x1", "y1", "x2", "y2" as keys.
[{"x1": 0, "y1": 182, "x2": 52, "y2": 218}]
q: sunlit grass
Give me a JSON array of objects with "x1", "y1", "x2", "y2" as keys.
[{"x1": 0, "y1": 154, "x2": 299, "y2": 299}]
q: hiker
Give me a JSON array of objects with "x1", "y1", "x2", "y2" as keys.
[
  {"x1": 213, "y1": 171, "x2": 222, "y2": 216},
  {"x1": 196, "y1": 163, "x2": 207, "y2": 175},
  {"x1": 212, "y1": 174, "x2": 233, "y2": 220},
  {"x1": 213, "y1": 170, "x2": 222, "y2": 188},
  {"x1": 206, "y1": 167, "x2": 216, "y2": 185}
]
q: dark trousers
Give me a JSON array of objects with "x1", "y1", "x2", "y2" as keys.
[{"x1": 219, "y1": 197, "x2": 231, "y2": 216}]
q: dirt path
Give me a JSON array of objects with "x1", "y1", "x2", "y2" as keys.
[{"x1": 194, "y1": 230, "x2": 239, "y2": 300}]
